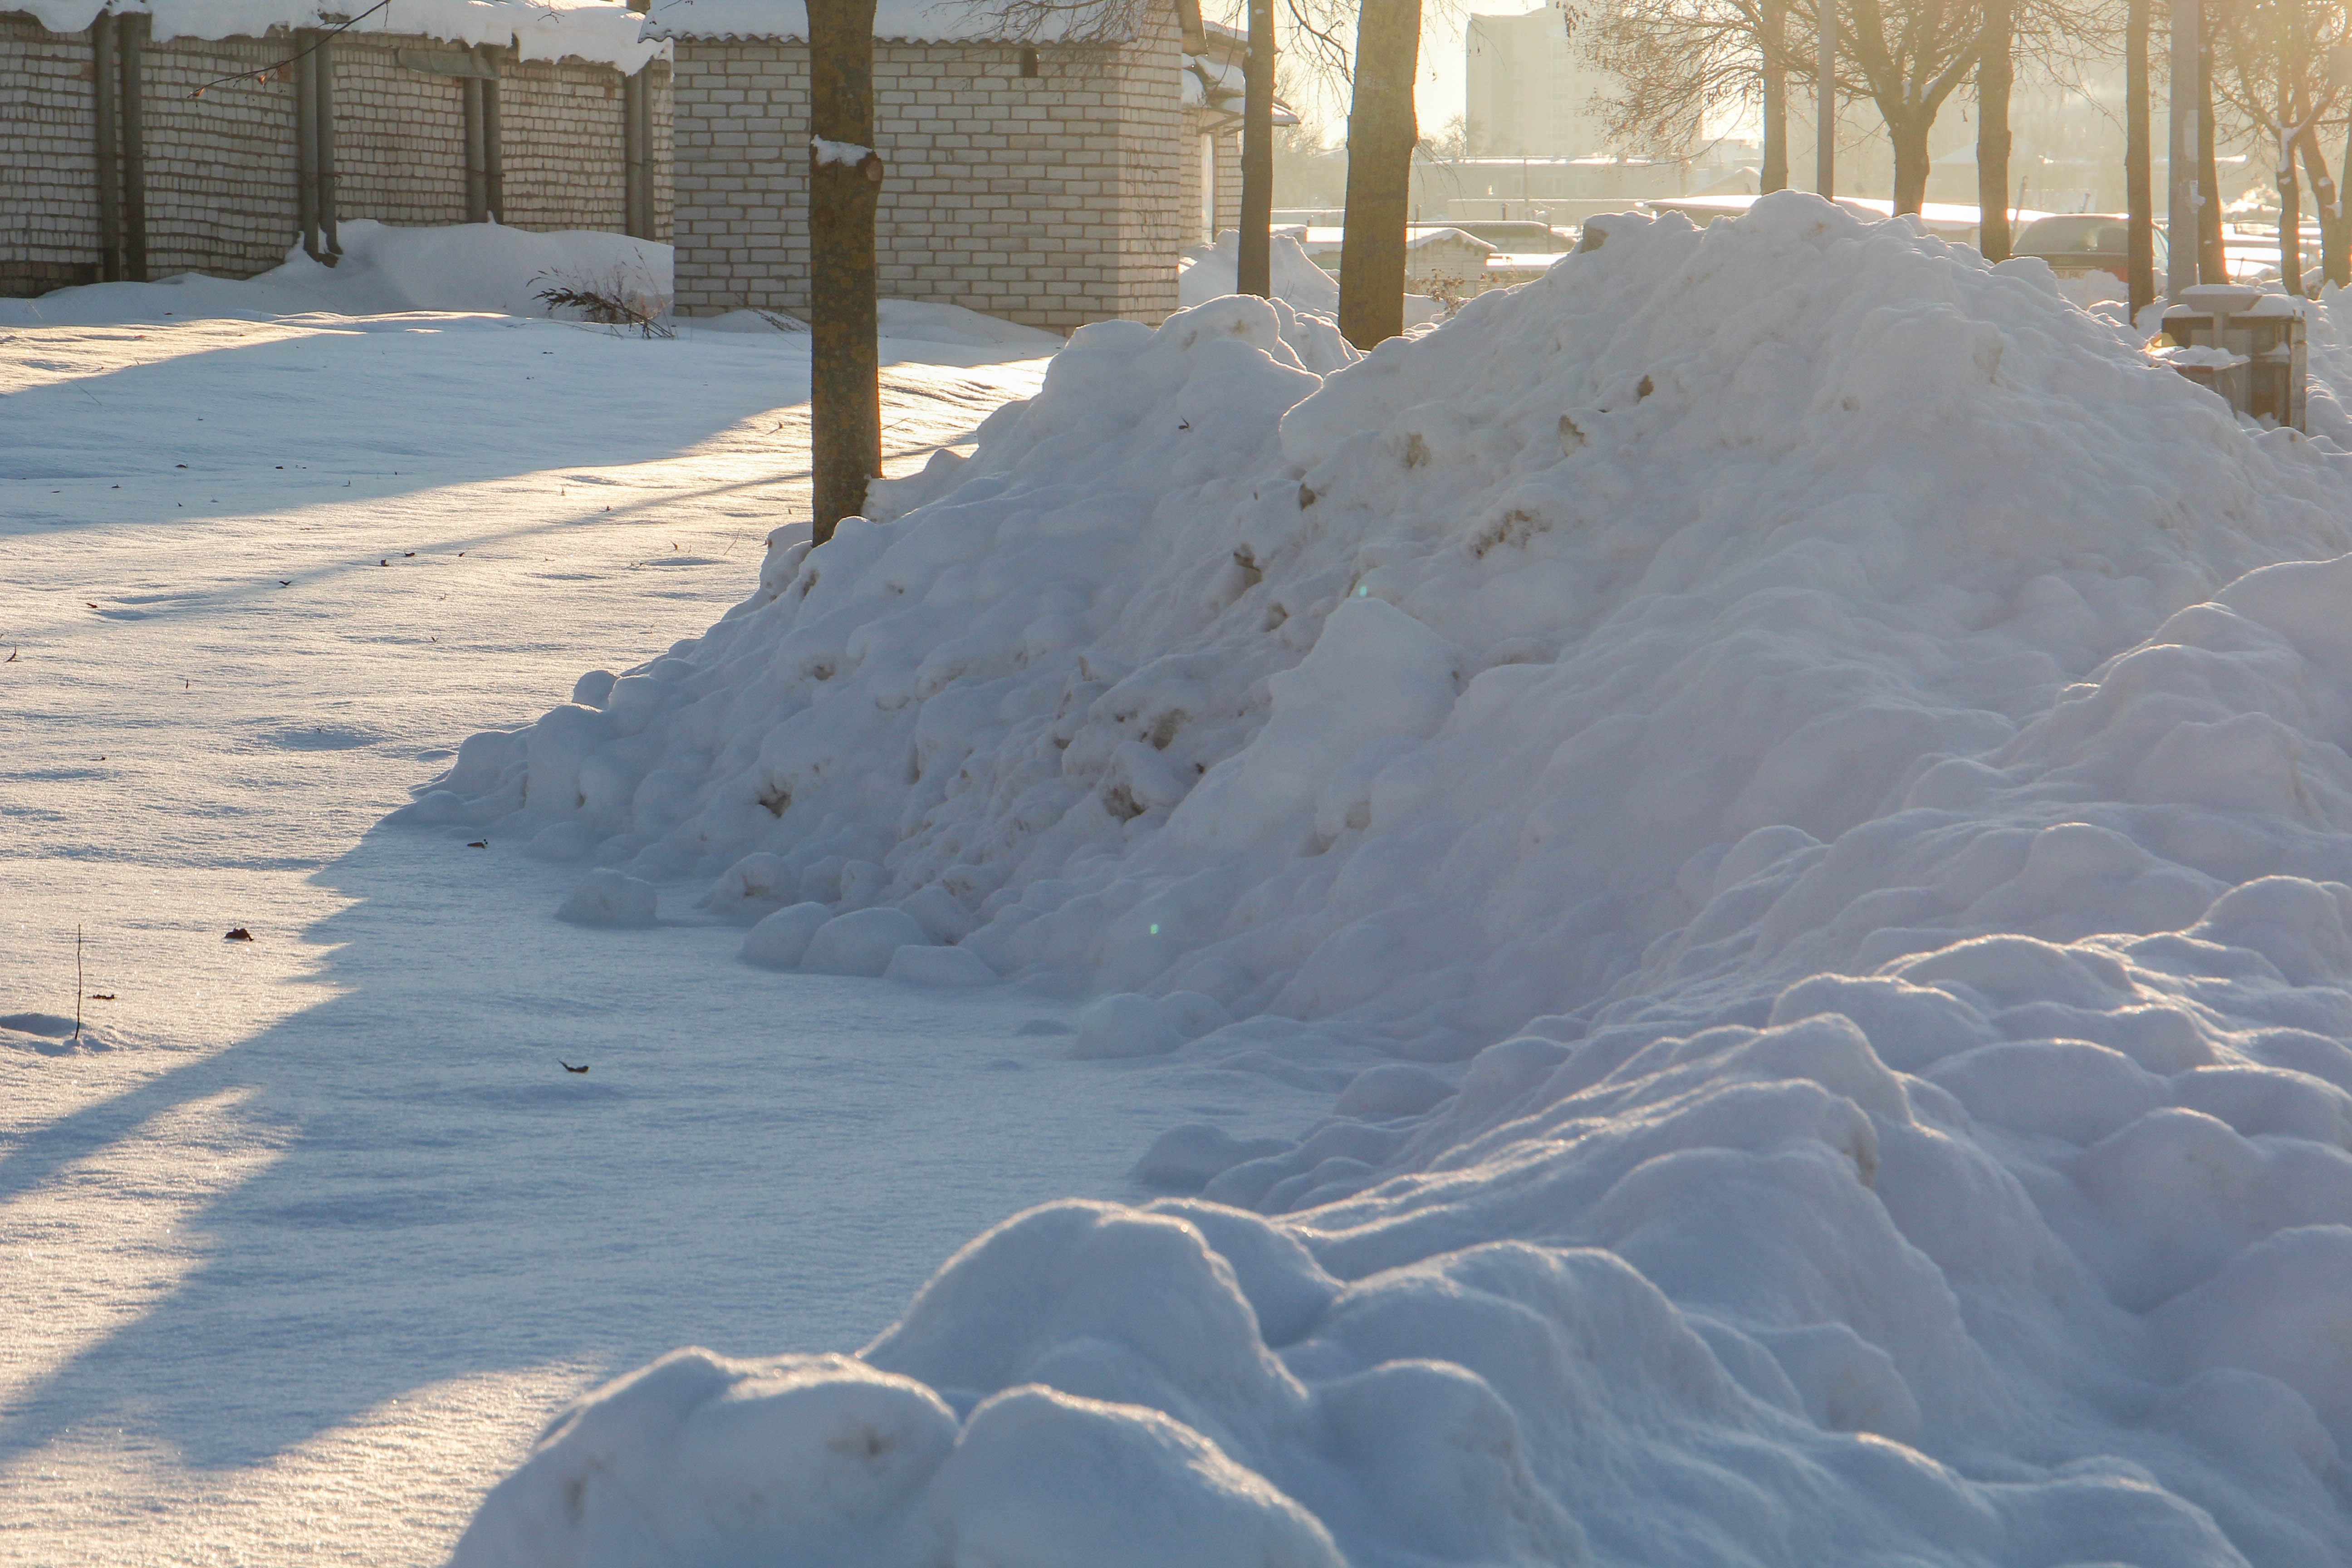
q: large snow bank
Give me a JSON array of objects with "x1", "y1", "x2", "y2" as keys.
[
  {"x1": 20, "y1": 0, "x2": 665, "y2": 70},
  {"x1": 445, "y1": 193, "x2": 2352, "y2": 1563}
]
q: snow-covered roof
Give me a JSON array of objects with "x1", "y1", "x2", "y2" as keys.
[
  {"x1": 1177, "y1": 16, "x2": 1297, "y2": 124},
  {"x1": 640, "y1": 0, "x2": 1122, "y2": 43},
  {"x1": 16, "y1": 0, "x2": 667, "y2": 70}
]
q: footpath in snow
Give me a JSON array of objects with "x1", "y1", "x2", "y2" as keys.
[
  {"x1": 0, "y1": 226, "x2": 1341, "y2": 1567},
  {"x1": 436, "y1": 194, "x2": 2352, "y2": 1567}
]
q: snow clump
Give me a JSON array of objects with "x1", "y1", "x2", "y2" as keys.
[{"x1": 441, "y1": 193, "x2": 2352, "y2": 1564}]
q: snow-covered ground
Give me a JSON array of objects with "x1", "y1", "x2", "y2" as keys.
[
  {"x1": 0, "y1": 235, "x2": 1326, "y2": 1563},
  {"x1": 431, "y1": 197, "x2": 2352, "y2": 1566},
  {"x1": 29, "y1": 201, "x2": 2352, "y2": 1568}
]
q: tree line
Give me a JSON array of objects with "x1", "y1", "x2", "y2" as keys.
[{"x1": 1586, "y1": 0, "x2": 2352, "y2": 305}]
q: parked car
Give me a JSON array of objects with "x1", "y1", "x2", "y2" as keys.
[{"x1": 2014, "y1": 214, "x2": 2168, "y2": 283}]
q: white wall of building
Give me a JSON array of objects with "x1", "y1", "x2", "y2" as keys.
[{"x1": 1462, "y1": 2, "x2": 1615, "y2": 159}]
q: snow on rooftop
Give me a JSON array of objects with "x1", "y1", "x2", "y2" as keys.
[
  {"x1": 18, "y1": 0, "x2": 667, "y2": 69},
  {"x1": 435, "y1": 191, "x2": 2352, "y2": 1563}
]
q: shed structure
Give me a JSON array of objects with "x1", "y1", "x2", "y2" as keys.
[{"x1": 657, "y1": 0, "x2": 1203, "y2": 331}]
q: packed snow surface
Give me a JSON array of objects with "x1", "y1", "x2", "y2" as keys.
[
  {"x1": 439, "y1": 192, "x2": 2352, "y2": 1564},
  {"x1": 2, "y1": 224, "x2": 1272, "y2": 1565}
]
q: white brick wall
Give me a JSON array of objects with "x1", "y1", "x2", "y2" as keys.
[
  {"x1": 1176, "y1": 111, "x2": 1240, "y2": 245},
  {"x1": 671, "y1": 12, "x2": 1183, "y2": 332},
  {"x1": 2, "y1": 11, "x2": 671, "y2": 295},
  {"x1": 0, "y1": 12, "x2": 101, "y2": 293}
]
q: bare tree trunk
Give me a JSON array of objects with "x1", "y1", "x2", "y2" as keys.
[
  {"x1": 2198, "y1": 17, "x2": 2226, "y2": 282},
  {"x1": 2279, "y1": 136, "x2": 2304, "y2": 296},
  {"x1": 1761, "y1": 0, "x2": 1789, "y2": 193},
  {"x1": 2125, "y1": 0, "x2": 2155, "y2": 314},
  {"x1": 808, "y1": 0, "x2": 882, "y2": 543},
  {"x1": 1338, "y1": 0, "x2": 1422, "y2": 348},
  {"x1": 1975, "y1": 0, "x2": 2012, "y2": 259},
  {"x1": 1890, "y1": 109, "x2": 1931, "y2": 214},
  {"x1": 1237, "y1": 0, "x2": 1274, "y2": 296},
  {"x1": 2298, "y1": 124, "x2": 2344, "y2": 287}
]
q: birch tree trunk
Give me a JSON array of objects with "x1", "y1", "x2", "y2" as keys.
[
  {"x1": 1976, "y1": 0, "x2": 2013, "y2": 260},
  {"x1": 2297, "y1": 123, "x2": 2344, "y2": 288},
  {"x1": 2199, "y1": 18, "x2": 2227, "y2": 282},
  {"x1": 1890, "y1": 109, "x2": 1932, "y2": 214},
  {"x1": 808, "y1": 0, "x2": 882, "y2": 543},
  {"x1": 1337, "y1": 0, "x2": 1422, "y2": 348},
  {"x1": 2280, "y1": 130, "x2": 2305, "y2": 296},
  {"x1": 1238, "y1": 0, "x2": 1275, "y2": 296},
  {"x1": 2125, "y1": 0, "x2": 2155, "y2": 314}
]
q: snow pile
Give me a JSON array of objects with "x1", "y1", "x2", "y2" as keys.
[
  {"x1": 20, "y1": 0, "x2": 665, "y2": 71},
  {"x1": 1177, "y1": 229, "x2": 1450, "y2": 338},
  {"x1": 1178, "y1": 230, "x2": 1344, "y2": 316},
  {"x1": 0, "y1": 219, "x2": 669, "y2": 324},
  {"x1": 446, "y1": 193, "x2": 2352, "y2": 1563},
  {"x1": 1176, "y1": 230, "x2": 1447, "y2": 333}
]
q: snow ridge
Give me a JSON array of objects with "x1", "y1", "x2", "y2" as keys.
[{"x1": 441, "y1": 194, "x2": 2352, "y2": 1565}]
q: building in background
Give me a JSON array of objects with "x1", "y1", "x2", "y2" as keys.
[
  {"x1": 1463, "y1": 1, "x2": 1616, "y2": 160},
  {"x1": 1409, "y1": 142, "x2": 1760, "y2": 228},
  {"x1": 1177, "y1": 1, "x2": 1297, "y2": 246},
  {"x1": 1, "y1": 0, "x2": 667, "y2": 297},
  {"x1": 658, "y1": 0, "x2": 1198, "y2": 333}
]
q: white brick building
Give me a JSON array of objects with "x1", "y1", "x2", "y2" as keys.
[
  {"x1": 7, "y1": 0, "x2": 1284, "y2": 326},
  {"x1": 658, "y1": 0, "x2": 1254, "y2": 333},
  {"x1": 1178, "y1": 8, "x2": 1301, "y2": 247},
  {"x1": 2, "y1": 0, "x2": 670, "y2": 296}
]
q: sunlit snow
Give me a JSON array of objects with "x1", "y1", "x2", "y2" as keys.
[{"x1": 22, "y1": 197, "x2": 2352, "y2": 1567}]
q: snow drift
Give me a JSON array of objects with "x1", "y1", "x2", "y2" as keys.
[
  {"x1": 440, "y1": 193, "x2": 2352, "y2": 1564},
  {"x1": 1178, "y1": 229, "x2": 1444, "y2": 328}
]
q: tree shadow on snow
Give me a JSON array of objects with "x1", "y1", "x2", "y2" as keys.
[{"x1": 0, "y1": 821, "x2": 1129, "y2": 1477}]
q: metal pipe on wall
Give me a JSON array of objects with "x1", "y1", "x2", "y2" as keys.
[
  {"x1": 636, "y1": 73, "x2": 656, "y2": 236},
  {"x1": 315, "y1": 33, "x2": 339, "y2": 260},
  {"x1": 119, "y1": 12, "x2": 147, "y2": 281},
  {"x1": 462, "y1": 75, "x2": 486, "y2": 224},
  {"x1": 92, "y1": 12, "x2": 121, "y2": 281},
  {"x1": 627, "y1": 0, "x2": 654, "y2": 233},
  {"x1": 623, "y1": 70, "x2": 647, "y2": 238},
  {"x1": 481, "y1": 49, "x2": 505, "y2": 222},
  {"x1": 295, "y1": 30, "x2": 320, "y2": 259},
  {"x1": 627, "y1": 0, "x2": 654, "y2": 235}
]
